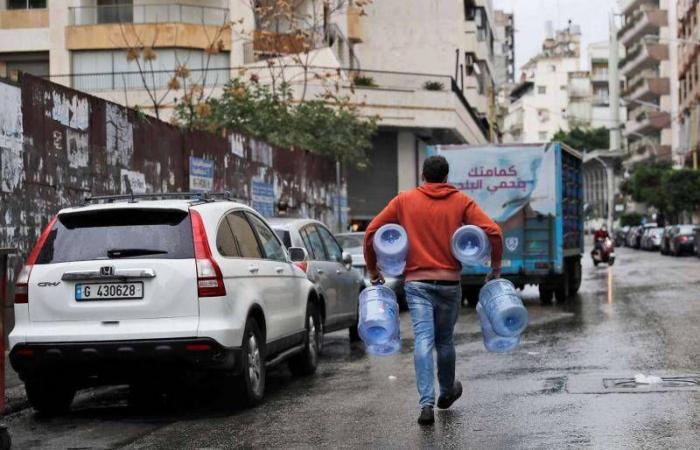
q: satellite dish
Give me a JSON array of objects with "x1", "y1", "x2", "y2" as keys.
[{"x1": 568, "y1": 42, "x2": 577, "y2": 51}]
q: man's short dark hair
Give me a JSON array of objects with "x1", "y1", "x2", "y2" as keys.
[{"x1": 422, "y1": 155, "x2": 449, "y2": 183}]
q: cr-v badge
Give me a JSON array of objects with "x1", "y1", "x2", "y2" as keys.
[{"x1": 38, "y1": 282, "x2": 61, "y2": 287}]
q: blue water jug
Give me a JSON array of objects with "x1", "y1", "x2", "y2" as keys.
[
  {"x1": 451, "y1": 225, "x2": 491, "y2": 265},
  {"x1": 358, "y1": 285, "x2": 401, "y2": 356},
  {"x1": 478, "y1": 279, "x2": 528, "y2": 337},
  {"x1": 373, "y1": 224, "x2": 408, "y2": 277},
  {"x1": 476, "y1": 303, "x2": 520, "y2": 353}
]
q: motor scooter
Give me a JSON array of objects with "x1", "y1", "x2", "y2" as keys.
[{"x1": 592, "y1": 237, "x2": 615, "y2": 266}]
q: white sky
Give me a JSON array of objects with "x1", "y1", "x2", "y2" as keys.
[{"x1": 493, "y1": 0, "x2": 621, "y2": 73}]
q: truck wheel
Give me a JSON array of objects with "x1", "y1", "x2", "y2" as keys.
[
  {"x1": 289, "y1": 302, "x2": 320, "y2": 376},
  {"x1": 25, "y1": 376, "x2": 76, "y2": 416},
  {"x1": 539, "y1": 286, "x2": 554, "y2": 305},
  {"x1": 568, "y1": 258, "x2": 582, "y2": 295},
  {"x1": 555, "y1": 271, "x2": 570, "y2": 303},
  {"x1": 463, "y1": 287, "x2": 480, "y2": 307},
  {"x1": 237, "y1": 318, "x2": 266, "y2": 406}
]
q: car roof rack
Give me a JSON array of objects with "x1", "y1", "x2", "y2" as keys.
[{"x1": 80, "y1": 191, "x2": 237, "y2": 206}]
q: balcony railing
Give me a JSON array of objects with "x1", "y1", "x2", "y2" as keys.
[{"x1": 69, "y1": 3, "x2": 229, "y2": 26}]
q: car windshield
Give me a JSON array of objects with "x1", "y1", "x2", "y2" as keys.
[
  {"x1": 336, "y1": 234, "x2": 364, "y2": 251},
  {"x1": 36, "y1": 208, "x2": 194, "y2": 264}
]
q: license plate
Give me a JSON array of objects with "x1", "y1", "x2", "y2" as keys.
[{"x1": 75, "y1": 282, "x2": 144, "y2": 301}]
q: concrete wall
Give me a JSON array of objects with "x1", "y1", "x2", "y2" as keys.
[{"x1": 0, "y1": 74, "x2": 342, "y2": 328}]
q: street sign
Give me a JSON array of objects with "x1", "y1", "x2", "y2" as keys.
[
  {"x1": 251, "y1": 178, "x2": 275, "y2": 217},
  {"x1": 189, "y1": 157, "x2": 214, "y2": 192}
]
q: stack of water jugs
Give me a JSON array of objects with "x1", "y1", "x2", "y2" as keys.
[{"x1": 357, "y1": 224, "x2": 528, "y2": 355}]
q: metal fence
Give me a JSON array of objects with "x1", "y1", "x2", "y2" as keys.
[{"x1": 69, "y1": 3, "x2": 229, "y2": 26}]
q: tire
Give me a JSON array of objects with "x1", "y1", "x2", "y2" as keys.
[
  {"x1": 539, "y1": 286, "x2": 554, "y2": 304},
  {"x1": 554, "y1": 272, "x2": 570, "y2": 304},
  {"x1": 237, "y1": 318, "x2": 266, "y2": 407},
  {"x1": 289, "y1": 302, "x2": 320, "y2": 377},
  {"x1": 568, "y1": 258, "x2": 582, "y2": 295},
  {"x1": 463, "y1": 286, "x2": 480, "y2": 307},
  {"x1": 0, "y1": 427, "x2": 10, "y2": 450},
  {"x1": 25, "y1": 377, "x2": 76, "y2": 416}
]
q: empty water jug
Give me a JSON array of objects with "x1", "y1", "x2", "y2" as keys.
[
  {"x1": 373, "y1": 224, "x2": 409, "y2": 277},
  {"x1": 451, "y1": 225, "x2": 491, "y2": 265},
  {"x1": 478, "y1": 279, "x2": 528, "y2": 337},
  {"x1": 358, "y1": 285, "x2": 401, "y2": 356},
  {"x1": 476, "y1": 303, "x2": 520, "y2": 353}
]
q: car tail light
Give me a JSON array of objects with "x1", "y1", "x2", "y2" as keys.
[
  {"x1": 190, "y1": 210, "x2": 226, "y2": 298},
  {"x1": 294, "y1": 261, "x2": 308, "y2": 273},
  {"x1": 679, "y1": 236, "x2": 689, "y2": 243},
  {"x1": 15, "y1": 217, "x2": 57, "y2": 304},
  {"x1": 185, "y1": 343, "x2": 212, "y2": 352}
]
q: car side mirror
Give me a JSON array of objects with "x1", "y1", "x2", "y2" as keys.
[
  {"x1": 289, "y1": 247, "x2": 308, "y2": 263},
  {"x1": 342, "y1": 251, "x2": 353, "y2": 267}
]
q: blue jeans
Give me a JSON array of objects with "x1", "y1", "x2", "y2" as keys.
[{"x1": 405, "y1": 281, "x2": 462, "y2": 407}]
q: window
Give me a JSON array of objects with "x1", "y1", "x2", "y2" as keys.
[
  {"x1": 226, "y1": 212, "x2": 262, "y2": 259},
  {"x1": 246, "y1": 213, "x2": 287, "y2": 262},
  {"x1": 317, "y1": 225, "x2": 343, "y2": 262},
  {"x1": 538, "y1": 86, "x2": 547, "y2": 95},
  {"x1": 560, "y1": 85, "x2": 567, "y2": 90},
  {"x1": 302, "y1": 226, "x2": 327, "y2": 261},
  {"x1": 538, "y1": 109, "x2": 550, "y2": 122},
  {"x1": 37, "y1": 209, "x2": 194, "y2": 264},
  {"x1": 97, "y1": 0, "x2": 133, "y2": 24},
  {"x1": 216, "y1": 217, "x2": 240, "y2": 257},
  {"x1": 274, "y1": 229, "x2": 292, "y2": 249},
  {"x1": 8, "y1": 0, "x2": 46, "y2": 9},
  {"x1": 550, "y1": 65, "x2": 556, "y2": 73},
  {"x1": 538, "y1": 131, "x2": 548, "y2": 141}
]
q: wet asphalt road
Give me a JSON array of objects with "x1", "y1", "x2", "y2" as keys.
[{"x1": 5, "y1": 245, "x2": 700, "y2": 449}]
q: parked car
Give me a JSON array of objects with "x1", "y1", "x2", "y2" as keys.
[
  {"x1": 669, "y1": 224, "x2": 696, "y2": 256},
  {"x1": 614, "y1": 226, "x2": 630, "y2": 247},
  {"x1": 626, "y1": 226, "x2": 642, "y2": 248},
  {"x1": 10, "y1": 195, "x2": 320, "y2": 415},
  {"x1": 335, "y1": 232, "x2": 406, "y2": 308},
  {"x1": 660, "y1": 225, "x2": 676, "y2": 255},
  {"x1": 641, "y1": 227, "x2": 663, "y2": 251},
  {"x1": 269, "y1": 218, "x2": 364, "y2": 345}
]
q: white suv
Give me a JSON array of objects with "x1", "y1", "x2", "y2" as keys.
[{"x1": 9, "y1": 194, "x2": 321, "y2": 414}]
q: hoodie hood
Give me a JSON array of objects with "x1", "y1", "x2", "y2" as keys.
[{"x1": 417, "y1": 183, "x2": 460, "y2": 199}]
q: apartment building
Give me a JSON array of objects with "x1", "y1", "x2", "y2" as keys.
[
  {"x1": 678, "y1": 0, "x2": 700, "y2": 167},
  {"x1": 493, "y1": 9, "x2": 515, "y2": 87},
  {"x1": 0, "y1": 0, "x2": 493, "y2": 225},
  {"x1": 618, "y1": 0, "x2": 674, "y2": 165},
  {"x1": 589, "y1": 41, "x2": 628, "y2": 130},
  {"x1": 503, "y1": 22, "x2": 583, "y2": 143}
]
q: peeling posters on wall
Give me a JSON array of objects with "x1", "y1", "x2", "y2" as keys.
[
  {"x1": 106, "y1": 103, "x2": 134, "y2": 166},
  {"x1": 0, "y1": 82, "x2": 23, "y2": 193},
  {"x1": 120, "y1": 169, "x2": 146, "y2": 194}
]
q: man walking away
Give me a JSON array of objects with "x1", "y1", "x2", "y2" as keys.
[{"x1": 363, "y1": 155, "x2": 503, "y2": 425}]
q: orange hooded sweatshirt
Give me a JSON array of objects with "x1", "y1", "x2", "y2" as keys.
[{"x1": 363, "y1": 183, "x2": 503, "y2": 282}]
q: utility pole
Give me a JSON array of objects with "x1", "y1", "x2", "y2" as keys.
[{"x1": 609, "y1": 14, "x2": 621, "y2": 154}]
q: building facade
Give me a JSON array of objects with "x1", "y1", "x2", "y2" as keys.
[
  {"x1": 618, "y1": 0, "x2": 675, "y2": 165},
  {"x1": 678, "y1": 0, "x2": 700, "y2": 168}
]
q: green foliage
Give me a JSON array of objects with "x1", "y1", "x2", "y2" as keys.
[
  {"x1": 352, "y1": 75, "x2": 377, "y2": 87},
  {"x1": 423, "y1": 81, "x2": 445, "y2": 91},
  {"x1": 552, "y1": 127, "x2": 610, "y2": 152},
  {"x1": 619, "y1": 213, "x2": 643, "y2": 227},
  {"x1": 622, "y1": 164, "x2": 700, "y2": 215},
  {"x1": 174, "y1": 78, "x2": 378, "y2": 167}
]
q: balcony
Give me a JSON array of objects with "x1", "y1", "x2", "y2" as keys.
[
  {"x1": 625, "y1": 110, "x2": 671, "y2": 136},
  {"x1": 620, "y1": 43, "x2": 668, "y2": 76},
  {"x1": 591, "y1": 71, "x2": 609, "y2": 84},
  {"x1": 65, "y1": 4, "x2": 230, "y2": 52},
  {"x1": 621, "y1": 0, "x2": 661, "y2": 16},
  {"x1": 618, "y1": 8, "x2": 667, "y2": 46},
  {"x1": 0, "y1": 8, "x2": 48, "y2": 29},
  {"x1": 626, "y1": 76, "x2": 669, "y2": 101},
  {"x1": 347, "y1": 6, "x2": 363, "y2": 43}
]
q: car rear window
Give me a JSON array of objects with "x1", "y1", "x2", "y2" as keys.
[
  {"x1": 36, "y1": 208, "x2": 194, "y2": 264},
  {"x1": 678, "y1": 225, "x2": 695, "y2": 234},
  {"x1": 273, "y1": 229, "x2": 292, "y2": 248}
]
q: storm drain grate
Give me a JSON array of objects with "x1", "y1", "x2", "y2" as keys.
[{"x1": 603, "y1": 376, "x2": 700, "y2": 390}]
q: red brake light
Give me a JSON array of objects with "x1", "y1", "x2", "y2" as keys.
[
  {"x1": 294, "y1": 261, "x2": 308, "y2": 273},
  {"x1": 15, "y1": 216, "x2": 57, "y2": 304},
  {"x1": 190, "y1": 210, "x2": 226, "y2": 298},
  {"x1": 679, "y1": 236, "x2": 689, "y2": 243}
]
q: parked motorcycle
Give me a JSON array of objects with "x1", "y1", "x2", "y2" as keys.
[{"x1": 592, "y1": 237, "x2": 615, "y2": 266}]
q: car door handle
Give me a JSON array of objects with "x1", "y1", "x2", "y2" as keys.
[
  {"x1": 316, "y1": 269, "x2": 324, "y2": 274},
  {"x1": 248, "y1": 265, "x2": 260, "y2": 274},
  {"x1": 275, "y1": 267, "x2": 284, "y2": 274},
  {"x1": 336, "y1": 269, "x2": 342, "y2": 274}
]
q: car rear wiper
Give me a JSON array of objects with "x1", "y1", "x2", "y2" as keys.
[{"x1": 107, "y1": 248, "x2": 168, "y2": 258}]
